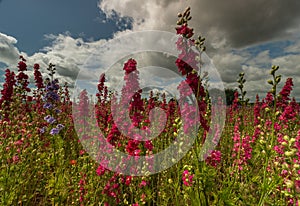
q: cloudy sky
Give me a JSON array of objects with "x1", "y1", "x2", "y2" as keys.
[{"x1": 0, "y1": 0, "x2": 300, "y2": 101}]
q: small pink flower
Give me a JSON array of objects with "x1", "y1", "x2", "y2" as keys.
[
  {"x1": 144, "y1": 141, "x2": 153, "y2": 151},
  {"x1": 96, "y1": 165, "x2": 106, "y2": 176},
  {"x1": 182, "y1": 170, "x2": 194, "y2": 186},
  {"x1": 14, "y1": 139, "x2": 23, "y2": 146},
  {"x1": 141, "y1": 193, "x2": 146, "y2": 201},
  {"x1": 139, "y1": 180, "x2": 147, "y2": 188},
  {"x1": 80, "y1": 150, "x2": 85, "y2": 155},
  {"x1": 125, "y1": 176, "x2": 132, "y2": 186},
  {"x1": 12, "y1": 155, "x2": 19, "y2": 163},
  {"x1": 134, "y1": 149, "x2": 141, "y2": 156}
]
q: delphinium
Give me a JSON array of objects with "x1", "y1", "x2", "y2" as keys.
[
  {"x1": 174, "y1": 7, "x2": 216, "y2": 206},
  {"x1": 31, "y1": 63, "x2": 44, "y2": 113},
  {"x1": 238, "y1": 65, "x2": 300, "y2": 205},
  {"x1": 41, "y1": 63, "x2": 64, "y2": 137},
  {"x1": 97, "y1": 59, "x2": 156, "y2": 205},
  {"x1": 38, "y1": 63, "x2": 68, "y2": 203},
  {"x1": 0, "y1": 68, "x2": 16, "y2": 121},
  {"x1": 95, "y1": 73, "x2": 109, "y2": 132},
  {"x1": 6, "y1": 56, "x2": 32, "y2": 120},
  {"x1": 0, "y1": 57, "x2": 46, "y2": 205}
]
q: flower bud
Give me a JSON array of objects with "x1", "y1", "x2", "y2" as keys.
[
  {"x1": 270, "y1": 88, "x2": 275, "y2": 94},
  {"x1": 275, "y1": 75, "x2": 281, "y2": 83},
  {"x1": 284, "y1": 151, "x2": 294, "y2": 157},
  {"x1": 282, "y1": 163, "x2": 289, "y2": 169},
  {"x1": 267, "y1": 80, "x2": 273, "y2": 85},
  {"x1": 285, "y1": 180, "x2": 294, "y2": 188},
  {"x1": 289, "y1": 138, "x2": 296, "y2": 144}
]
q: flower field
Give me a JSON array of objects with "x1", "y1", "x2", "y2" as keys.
[{"x1": 0, "y1": 6, "x2": 300, "y2": 206}]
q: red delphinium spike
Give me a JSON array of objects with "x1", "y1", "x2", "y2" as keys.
[
  {"x1": 274, "y1": 133, "x2": 288, "y2": 155},
  {"x1": 33, "y1": 63, "x2": 44, "y2": 89},
  {"x1": 126, "y1": 139, "x2": 140, "y2": 156},
  {"x1": 175, "y1": 12, "x2": 199, "y2": 76},
  {"x1": 175, "y1": 12, "x2": 208, "y2": 132},
  {"x1": 146, "y1": 91, "x2": 155, "y2": 111},
  {"x1": 106, "y1": 124, "x2": 121, "y2": 146},
  {"x1": 121, "y1": 58, "x2": 144, "y2": 126},
  {"x1": 123, "y1": 58, "x2": 137, "y2": 74},
  {"x1": 78, "y1": 89, "x2": 89, "y2": 126},
  {"x1": 166, "y1": 98, "x2": 179, "y2": 123},
  {"x1": 232, "y1": 121, "x2": 253, "y2": 171},
  {"x1": 291, "y1": 97, "x2": 300, "y2": 112},
  {"x1": 17, "y1": 60, "x2": 27, "y2": 72},
  {"x1": 0, "y1": 69, "x2": 16, "y2": 109},
  {"x1": 279, "y1": 99, "x2": 299, "y2": 124},
  {"x1": 205, "y1": 150, "x2": 221, "y2": 168},
  {"x1": 175, "y1": 56, "x2": 194, "y2": 76},
  {"x1": 130, "y1": 89, "x2": 144, "y2": 114},
  {"x1": 277, "y1": 78, "x2": 293, "y2": 109},
  {"x1": 95, "y1": 73, "x2": 110, "y2": 129},
  {"x1": 180, "y1": 102, "x2": 199, "y2": 134},
  {"x1": 96, "y1": 73, "x2": 108, "y2": 105},
  {"x1": 252, "y1": 127, "x2": 261, "y2": 143},
  {"x1": 102, "y1": 174, "x2": 121, "y2": 204},
  {"x1": 185, "y1": 73, "x2": 203, "y2": 96},
  {"x1": 182, "y1": 169, "x2": 194, "y2": 186},
  {"x1": 78, "y1": 173, "x2": 87, "y2": 204},
  {"x1": 175, "y1": 37, "x2": 198, "y2": 76},
  {"x1": 177, "y1": 72, "x2": 209, "y2": 133},
  {"x1": 96, "y1": 164, "x2": 107, "y2": 176},
  {"x1": 262, "y1": 92, "x2": 274, "y2": 109},
  {"x1": 176, "y1": 24, "x2": 194, "y2": 38},
  {"x1": 16, "y1": 56, "x2": 31, "y2": 102},
  {"x1": 232, "y1": 91, "x2": 239, "y2": 110}
]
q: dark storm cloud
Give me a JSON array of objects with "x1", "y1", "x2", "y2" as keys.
[
  {"x1": 191, "y1": 0, "x2": 300, "y2": 48},
  {"x1": 100, "y1": 0, "x2": 300, "y2": 48}
]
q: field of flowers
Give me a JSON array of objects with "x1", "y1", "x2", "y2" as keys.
[{"x1": 0, "y1": 6, "x2": 299, "y2": 206}]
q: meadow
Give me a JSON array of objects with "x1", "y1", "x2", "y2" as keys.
[{"x1": 0, "y1": 6, "x2": 299, "y2": 206}]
